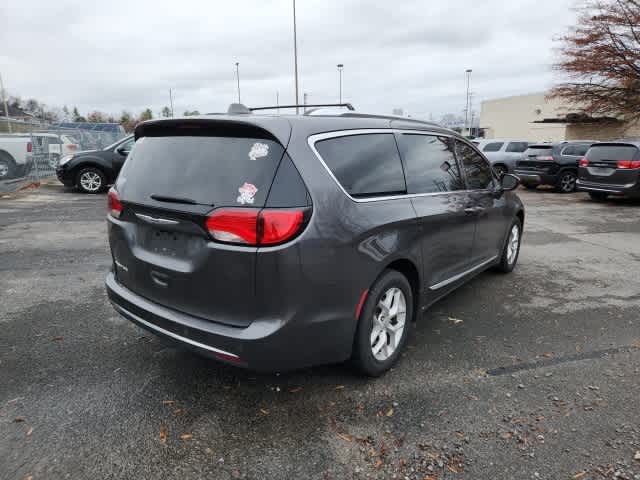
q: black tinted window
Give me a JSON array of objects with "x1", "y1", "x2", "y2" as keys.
[
  {"x1": 315, "y1": 134, "x2": 406, "y2": 197},
  {"x1": 456, "y1": 141, "x2": 494, "y2": 190},
  {"x1": 118, "y1": 136, "x2": 284, "y2": 207},
  {"x1": 483, "y1": 142, "x2": 504, "y2": 152},
  {"x1": 506, "y1": 142, "x2": 528, "y2": 153},
  {"x1": 397, "y1": 134, "x2": 463, "y2": 193}
]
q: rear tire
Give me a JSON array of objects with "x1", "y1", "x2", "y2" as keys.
[
  {"x1": 76, "y1": 167, "x2": 107, "y2": 194},
  {"x1": 0, "y1": 152, "x2": 16, "y2": 180},
  {"x1": 352, "y1": 270, "x2": 414, "y2": 377},
  {"x1": 588, "y1": 192, "x2": 608, "y2": 202},
  {"x1": 495, "y1": 218, "x2": 522, "y2": 273},
  {"x1": 555, "y1": 171, "x2": 577, "y2": 193}
]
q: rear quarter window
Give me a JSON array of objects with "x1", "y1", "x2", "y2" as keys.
[
  {"x1": 118, "y1": 136, "x2": 285, "y2": 207},
  {"x1": 483, "y1": 142, "x2": 504, "y2": 152},
  {"x1": 314, "y1": 133, "x2": 406, "y2": 197}
]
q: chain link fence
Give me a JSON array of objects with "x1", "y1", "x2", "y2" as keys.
[{"x1": 0, "y1": 118, "x2": 126, "y2": 194}]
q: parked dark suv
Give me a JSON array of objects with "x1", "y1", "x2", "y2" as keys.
[
  {"x1": 577, "y1": 141, "x2": 640, "y2": 200},
  {"x1": 514, "y1": 141, "x2": 596, "y2": 193},
  {"x1": 56, "y1": 135, "x2": 134, "y2": 193},
  {"x1": 105, "y1": 106, "x2": 525, "y2": 376}
]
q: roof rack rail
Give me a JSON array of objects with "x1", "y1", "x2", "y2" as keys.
[{"x1": 249, "y1": 103, "x2": 355, "y2": 112}]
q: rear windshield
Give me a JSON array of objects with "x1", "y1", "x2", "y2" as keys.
[
  {"x1": 117, "y1": 136, "x2": 284, "y2": 207},
  {"x1": 586, "y1": 145, "x2": 639, "y2": 162}
]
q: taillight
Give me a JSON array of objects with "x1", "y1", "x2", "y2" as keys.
[
  {"x1": 68, "y1": 144, "x2": 78, "y2": 150},
  {"x1": 616, "y1": 160, "x2": 640, "y2": 169},
  {"x1": 107, "y1": 188, "x2": 122, "y2": 218},
  {"x1": 206, "y1": 208, "x2": 306, "y2": 246},
  {"x1": 579, "y1": 158, "x2": 589, "y2": 167},
  {"x1": 27, "y1": 142, "x2": 32, "y2": 153},
  {"x1": 536, "y1": 155, "x2": 554, "y2": 161}
]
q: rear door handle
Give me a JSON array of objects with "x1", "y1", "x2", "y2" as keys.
[
  {"x1": 150, "y1": 271, "x2": 169, "y2": 287},
  {"x1": 464, "y1": 206, "x2": 484, "y2": 215}
]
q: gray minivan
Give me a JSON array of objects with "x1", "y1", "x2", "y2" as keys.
[{"x1": 106, "y1": 106, "x2": 525, "y2": 376}]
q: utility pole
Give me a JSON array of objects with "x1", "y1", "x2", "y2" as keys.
[
  {"x1": 235, "y1": 62, "x2": 241, "y2": 104},
  {"x1": 276, "y1": 91, "x2": 280, "y2": 113},
  {"x1": 293, "y1": 0, "x2": 300, "y2": 113},
  {"x1": 464, "y1": 69, "x2": 472, "y2": 136},
  {"x1": 303, "y1": 92, "x2": 308, "y2": 113},
  {"x1": 337, "y1": 64, "x2": 344, "y2": 104},
  {"x1": 169, "y1": 88, "x2": 174, "y2": 117},
  {"x1": 0, "y1": 72, "x2": 11, "y2": 133}
]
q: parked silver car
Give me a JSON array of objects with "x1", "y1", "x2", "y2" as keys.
[{"x1": 472, "y1": 139, "x2": 530, "y2": 177}]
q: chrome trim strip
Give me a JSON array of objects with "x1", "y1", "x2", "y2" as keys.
[
  {"x1": 135, "y1": 213, "x2": 179, "y2": 225},
  {"x1": 307, "y1": 129, "x2": 493, "y2": 203},
  {"x1": 112, "y1": 303, "x2": 240, "y2": 359},
  {"x1": 429, "y1": 255, "x2": 498, "y2": 291}
]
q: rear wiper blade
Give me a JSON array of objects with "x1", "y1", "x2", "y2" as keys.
[{"x1": 150, "y1": 194, "x2": 199, "y2": 205}]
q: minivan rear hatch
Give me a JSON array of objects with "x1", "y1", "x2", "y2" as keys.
[
  {"x1": 581, "y1": 143, "x2": 640, "y2": 185},
  {"x1": 108, "y1": 118, "x2": 291, "y2": 328}
]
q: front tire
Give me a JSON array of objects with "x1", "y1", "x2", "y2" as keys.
[
  {"x1": 76, "y1": 167, "x2": 106, "y2": 194},
  {"x1": 495, "y1": 219, "x2": 522, "y2": 273},
  {"x1": 352, "y1": 270, "x2": 414, "y2": 377},
  {"x1": 0, "y1": 153, "x2": 16, "y2": 180}
]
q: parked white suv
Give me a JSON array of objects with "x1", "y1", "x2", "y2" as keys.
[
  {"x1": 472, "y1": 139, "x2": 530, "y2": 177},
  {"x1": 0, "y1": 134, "x2": 33, "y2": 180},
  {"x1": 31, "y1": 133, "x2": 80, "y2": 167}
]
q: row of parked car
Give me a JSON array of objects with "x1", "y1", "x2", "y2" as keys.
[{"x1": 472, "y1": 138, "x2": 640, "y2": 200}]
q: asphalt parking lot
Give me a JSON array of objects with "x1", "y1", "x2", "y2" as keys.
[{"x1": 1, "y1": 184, "x2": 639, "y2": 480}]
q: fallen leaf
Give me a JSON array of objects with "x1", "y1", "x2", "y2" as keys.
[
  {"x1": 288, "y1": 387, "x2": 302, "y2": 393},
  {"x1": 159, "y1": 427, "x2": 167, "y2": 443},
  {"x1": 26, "y1": 427, "x2": 33, "y2": 436},
  {"x1": 386, "y1": 407, "x2": 394, "y2": 417},
  {"x1": 542, "y1": 352, "x2": 553, "y2": 358},
  {"x1": 336, "y1": 432, "x2": 352, "y2": 442},
  {"x1": 423, "y1": 476, "x2": 437, "y2": 480},
  {"x1": 335, "y1": 385, "x2": 345, "y2": 390},
  {"x1": 632, "y1": 339, "x2": 640, "y2": 348},
  {"x1": 448, "y1": 317, "x2": 463, "y2": 325},
  {"x1": 51, "y1": 336, "x2": 64, "y2": 341},
  {"x1": 25, "y1": 476, "x2": 33, "y2": 480},
  {"x1": 634, "y1": 450, "x2": 640, "y2": 461},
  {"x1": 180, "y1": 433, "x2": 193, "y2": 440},
  {"x1": 13, "y1": 416, "x2": 26, "y2": 423},
  {"x1": 173, "y1": 408, "x2": 184, "y2": 416},
  {"x1": 373, "y1": 458, "x2": 383, "y2": 469},
  {"x1": 447, "y1": 465, "x2": 459, "y2": 473},
  {"x1": 231, "y1": 470, "x2": 241, "y2": 478},
  {"x1": 573, "y1": 471, "x2": 587, "y2": 479},
  {"x1": 260, "y1": 408, "x2": 269, "y2": 415},
  {"x1": 162, "y1": 400, "x2": 175, "y2": 405}
]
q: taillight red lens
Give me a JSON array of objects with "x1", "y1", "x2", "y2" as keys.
[
  {"x1": 27, "y1": 142, "x2": 32, "y2": 153},
  {"x1": 107, "y1": 188, "x2": 122, "y2": 218},
  {"x1": 206, "y1": 208, "x2": 305, "y2": 246},
  {"x1": 206, "y1": 208, "x2": 259, "y2": 244},
  {"x1": 68, "y1": 144, "x2": 78, "y2": 150},
  {"x1": 617, "y1": 160, "x2": 640, "y2": 169},
  {"x1": 260, "y1": 210, "x2": 304, "y2": 245},
  {"x1": 579, "y1": 158, "x2": 589, "y2": 167}
]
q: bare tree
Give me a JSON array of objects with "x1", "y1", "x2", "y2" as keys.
[{"x1": 550, "y1": 0, "x2": 640, "y2": 120}]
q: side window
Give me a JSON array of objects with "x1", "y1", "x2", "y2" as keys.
[
  {"x1": 506, "y1": 142, "x2": 528, "y2": 153},
  {"x1": 396, "y1": 134, "x2": 463, "y2": 194},
  {"x1": 456, "y1": 141, "x2": 495, "y2": 190},
  {"x1": 315, "y1": 133, "x2": 406, "y2": 197},
  {"x1": 483, "y1": 142, "x2": 504, "y2": 152},
  {"x1": 563, "y1": 144, "x2": 589, "y2": 156}
]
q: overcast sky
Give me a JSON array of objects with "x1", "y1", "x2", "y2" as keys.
[{"x1": 1, "y1": 0, "x2": 578, "y2": 120}]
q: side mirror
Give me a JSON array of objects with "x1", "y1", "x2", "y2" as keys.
[
  {"x1": 116, "y1": 147, "x2": 129, "y2": 156},
  {"x1": 500, "y1": 173, "x2": 520, "y2": 192}
]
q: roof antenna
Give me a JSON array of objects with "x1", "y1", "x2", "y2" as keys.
[{"x1": 228, "y1": 103, "x2": 251, "y2": 114}]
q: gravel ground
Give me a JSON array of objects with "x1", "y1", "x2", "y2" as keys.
[{"x1": 1, "y1": 184, "x2": 639, "y2": 480}]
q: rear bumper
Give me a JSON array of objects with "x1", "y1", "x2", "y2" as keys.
[
  {"x1": 514, "y1": 170, "x2": 557, "y2": 186},
  {"x1": 105, "y1": 271, "x2": 353, "y2": 371},
  {"x1": 576, "y1": 179, "x2": 640, "y2": 197}
]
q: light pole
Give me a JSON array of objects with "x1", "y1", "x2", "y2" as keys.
[
  {"x1": 292, "y1": 0, "x2": 300, "y2": 113},
  {"x1": 168, "y1": 88, "x2": 174, "y2": 117},
  {"x1": 235, "y1": 62, "x2": 241, "y2": 104},
  {"x1": 464, "y1": 69, "x2": 472, "y2": 136},
  {"x1": 0, "y1": 72, "x2": 11, "y2": 133},
  {"x1": 337, "y1": 64, "x2": 344, "y2": 104}
]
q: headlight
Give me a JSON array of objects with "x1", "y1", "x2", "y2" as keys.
[{"x1": 58, "y1": 154, "x2": 74, "y2": 166}]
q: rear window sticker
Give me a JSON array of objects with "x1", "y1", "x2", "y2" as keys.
[
  {"x1": 248, "y1": 142, "x2": 269, "y2": 161},
  {"x1": 237, "y1": 182, "x2": 258, "y2": 205}
]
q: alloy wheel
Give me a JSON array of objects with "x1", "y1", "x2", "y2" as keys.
[
  {"x1": 80, "y1": 171, "x2": 102, "y2": 192},
  {"x1": 370, "y1": 287, "x2": 407, "y2": 361},
  {"x1": 560, "y1": 173, "x2": 576, "y2": 193},
  {"x1": 506, "y1": 224, "x2": 520, "y2": 265}
]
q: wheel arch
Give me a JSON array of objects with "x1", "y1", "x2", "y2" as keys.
[
  {"x1": 70, "y1": 162, "x2": 109, "y2": 183},
  {"x1": 382, "y1": 258, "x2": 421, "y2": 321},
  {"x1": 0, "y1": 149, "x2": 17, "y2": 163}
]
